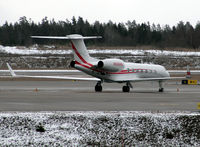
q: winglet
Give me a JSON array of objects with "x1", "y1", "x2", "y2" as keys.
[{"x1": 6, "y1": 63, "x2": 16, "y2": 77}]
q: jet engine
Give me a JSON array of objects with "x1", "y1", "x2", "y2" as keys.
[
  {"x1": 97, "y1": 59, "x2": 125, "y2": 72},
  {"x1": 70, "y1": 60, "x2": 76, "y2": 68}
]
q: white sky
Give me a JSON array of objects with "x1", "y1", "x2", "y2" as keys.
[{"x1": 0, "y1": 0, "x2": 200, "y2": 27}]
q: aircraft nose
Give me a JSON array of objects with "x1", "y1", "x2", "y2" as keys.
[{"x1": 165, "y1": 70, "x2": 170, "y2": 77}]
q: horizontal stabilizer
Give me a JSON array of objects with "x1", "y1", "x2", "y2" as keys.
[{"x1": 31, "y1": 34, "x2": 102, "y2": 40}]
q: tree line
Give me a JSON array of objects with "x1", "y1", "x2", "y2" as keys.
[{"x1": 0, "y1": 16, "x2": 200, "y2": 49}]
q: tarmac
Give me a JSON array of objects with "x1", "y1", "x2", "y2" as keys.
[{"x1": 0, "y1": 79, "x2": 199, "y2": 111}]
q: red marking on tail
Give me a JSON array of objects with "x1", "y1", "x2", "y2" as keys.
[{"x1": 71, "y1": 42, "x2": 93, "y2": 67}]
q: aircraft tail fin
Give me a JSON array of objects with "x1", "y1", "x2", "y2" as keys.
[{"x1": 31, "y1": 34, "x2": 101, "y2": 64}]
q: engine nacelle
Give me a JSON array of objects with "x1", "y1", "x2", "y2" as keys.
[
  {"x1": 70, "y1": 60, "x2": 76, "y2": 68},
  {"x1": 97, "y1": 59, "x2": 125, "y2": 72}
]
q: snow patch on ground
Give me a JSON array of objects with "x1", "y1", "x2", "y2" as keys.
[
  {"x1": 90, "y1": 49, "x2": 200, "y2": 57},
  {"x1": 0, "y1": 111, "x2": 199, "y2": 146},
  {"x1": 1, "y1": 45, "x2": 200, "y2": 56},
  {"x1": 0, "y1": 45, "x2": 72, "y2": 55}
]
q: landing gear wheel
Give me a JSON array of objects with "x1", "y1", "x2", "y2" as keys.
[
  {"x1": 158, "y1": 81, "x2": 164, "y2": 92},
  {"x1": 95, "y1": 84, "x2": 102, "y2": 92},
  {"x1": 122, "y1": 86, "x2": 130, "y2": 92},
  {"x1": 159, "y1": 88, "x2": 164, "y2": 92}
]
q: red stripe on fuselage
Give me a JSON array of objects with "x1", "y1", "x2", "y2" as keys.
[
  {"x1": 71, "y1": 41, "x2": 93, "y2": 67},
  {"x1": 75, "y1": 61, "x2": 103, "y2": 73},
  {"x1": 75, "y1": 61, "x2": 91, "y2": 69},
  {"x1": 70, "y1": 42, "x2": 154, "y2": 75},
  {"x1": 75, "y1": 61, "x2": 149, "y2": 75}
]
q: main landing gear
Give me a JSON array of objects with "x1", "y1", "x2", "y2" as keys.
[
  {"x1": 122, "y1": 82, "x2": 133, "y2": 92},
  {"x1": 95, "y1": 81, "x2": 102, "y2": 92},
  {"x1": 95, "y1": 81, "x2": 133, "y2": 92},
  {"x1": 122, "y1": 85, "x2": 130, "y2": 92},
  {"x1": 158, "y1": 81, "x2": 164, "y2": 92}
]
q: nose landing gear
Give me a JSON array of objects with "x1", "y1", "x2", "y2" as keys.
[
  {"x1": 158, "y1": 81, "x2": 164, "y2": 92},
  {"x1": 159, "y1": 88, "x2": 164, "y2": 92}
]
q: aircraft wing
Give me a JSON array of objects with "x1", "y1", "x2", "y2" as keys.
[
  {"x1": 6, "y1": 63, "x2": 100, "y2": 81},
  {"x1": 120, "y1": 76, "x2": 186, "y2": 82},
  {"x1": 0, "y1": 70, "x2": 80, "y2": 73},
  {"x1": 168, "y1": 70, "x2": 200, "y2": 74}
]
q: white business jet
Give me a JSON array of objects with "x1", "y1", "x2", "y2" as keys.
[{"x1": 7, "y1": 34, "x2": 185, "y2": 92}]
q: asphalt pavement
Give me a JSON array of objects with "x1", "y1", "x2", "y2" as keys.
[{"x1": 0, "y1": 80, "x2": 199, "y2": 111}]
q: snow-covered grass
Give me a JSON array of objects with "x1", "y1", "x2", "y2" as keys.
[
  {"x1": 0, "y1": 111, "x2": 199, "y2": 146},
  {"x1": 1, "y1": 45, "x2": 200, "y2": 56},
  {"x1": 0, "y1": 45, "x2": 72, "y2": 55},
  {"x1": 90, "y1": 49, "x2": 200, "y2": 57}
]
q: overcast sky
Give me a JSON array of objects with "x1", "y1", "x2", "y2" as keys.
[{"x1": 0, "y1": 0, "x2": 200, "y2": 27}]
